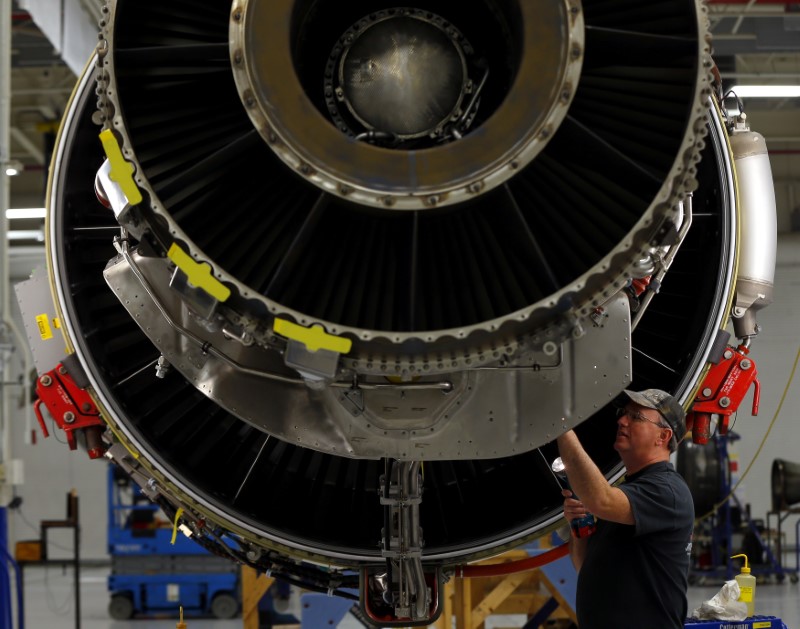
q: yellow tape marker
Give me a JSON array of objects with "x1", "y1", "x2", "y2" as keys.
[
  {"x1": 35, "y1": 314, "x2": 53, "y2": 340},
  {"x1": 167, "y1": 243, "x2": 231, "y2": 303},
  {"x1": 753, "y1": 623, "x2": 773, "y2": 629},
  {"x1": 53, "y1": 317, "x2": 61, "y2": 329},
  {"x1": 170, "y1": 507, "x2": 185, "y2": 545},
  {"x1": 99, "y1": 129, "x2": 143, "y2": 206},
  {"x1": 274, "y1": 318, "x2": 352, "y2": 354}
]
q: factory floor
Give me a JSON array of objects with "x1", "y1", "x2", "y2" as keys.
[{"x1": 11, "y1": 565, "x2": 800, "y2": 628}]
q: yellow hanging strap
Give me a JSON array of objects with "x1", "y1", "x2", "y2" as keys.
[
  {"x1": 170, "y1": 507, "x2": 185, "y2": 545},
  {"x1": 167, "y1": 243, "x2": 231, "y2": 303},
  {"x1": 274, "y1": 318, "x2": 352, "y2": 354},
  {"x1": 99, "y1": 129, "x2": 143, "y2": 205}
]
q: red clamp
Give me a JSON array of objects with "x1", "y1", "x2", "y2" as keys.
[
  {"x1": 631, "y1": 276, "x2": 652, "y2": 297},
  {"x1": 34, "y1": 363, "x2": 106, "y2": 459},
  {"x1": 686, "y1": 344, "x2": 760, "y2": 445}
]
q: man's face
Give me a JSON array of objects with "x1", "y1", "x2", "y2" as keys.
[{"x1": 614, "y1": 403, "x2": 671, "y2": 457}]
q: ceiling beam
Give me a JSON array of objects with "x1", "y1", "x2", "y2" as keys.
[{"x1": 9, "y1": 126, "x2": 45, "y2": 164}]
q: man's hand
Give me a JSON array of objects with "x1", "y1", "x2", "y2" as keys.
[
  {"x1": 562, "y1": 489, "x2": 590, "y2": 523},
  {"x1": 562, "y1": 488, "x2": 590, "y2": 572}
]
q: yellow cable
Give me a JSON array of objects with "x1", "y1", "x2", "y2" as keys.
[
  {"x1": 695, "y1": 345, "x2": 800, "y2": 524},
  {"x1": 170, "y1": 507, "x2": 185, "y2": 545}
]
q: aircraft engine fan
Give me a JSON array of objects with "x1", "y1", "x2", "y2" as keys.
[{"x1": 19, "y1": 0, "x2": 777, "y2": 625}]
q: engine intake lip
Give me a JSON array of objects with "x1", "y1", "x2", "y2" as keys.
[{"x1": 230, "y1": 0, "x2": 584, "y2": 210}]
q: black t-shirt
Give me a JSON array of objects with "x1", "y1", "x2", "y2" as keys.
[{"x1": 575, "y1": 461, "x2": 694, "y2": 629}]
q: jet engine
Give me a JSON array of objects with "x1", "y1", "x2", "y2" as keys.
[{"x1": 19, "y1": 0, "x2": 777, "y2": 625}]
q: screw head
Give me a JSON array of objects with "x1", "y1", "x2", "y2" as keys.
[
  {"x1": 40, "y1": 375, "x2": 52, "y2": 387},
  {"x1": 63, "y1": 411, "x2": 76, "y2": 424}
]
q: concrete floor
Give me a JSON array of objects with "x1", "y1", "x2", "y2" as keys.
[{"x1": 9, "y1": 564, "x2": 800, "y2": 628}]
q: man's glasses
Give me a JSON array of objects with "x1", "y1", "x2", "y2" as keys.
[{"x1": 615, "y1": 407, "x2": 669, "y2": 430}]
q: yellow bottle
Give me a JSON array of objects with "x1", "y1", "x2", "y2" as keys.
[
  {"x1": 176, "y1": 606, "x2": 187, "y2": 629},
  {"x1": 731, "y1": 554, "x2": 756, "y2": 617}
]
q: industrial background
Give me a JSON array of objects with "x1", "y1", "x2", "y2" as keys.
[{"x1": 2, "y1": 0, "x2": 800, "y2": 628}]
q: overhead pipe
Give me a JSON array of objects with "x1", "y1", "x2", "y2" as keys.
[
  {"x1": 707, "y1": 0, "x2": 800, "y2": 5},
  {"x1": 708, "y1": 0, "x2": 800, "y2": 18}
]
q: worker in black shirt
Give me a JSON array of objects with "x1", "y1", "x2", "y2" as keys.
[{"x1": 557, "y1": 389, "x2": 694, "y2": 629}]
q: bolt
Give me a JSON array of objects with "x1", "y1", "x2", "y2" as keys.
[
  {"x1": 58, "y1": 365, "x2": 68, "y2": 375},
  {"x1": 82, "y1": 402, "x2": 93, "y2": 412},
  {"x1": 40, "y1": 375, "x2": 52, "y2": 387},
  {"x1": 740, "y1": 359, "x2": 752, "y2": 370},
  {"x1": 723, "y1": 349, "x2": 734, "y2": 360},
  {"x1": 63, "y1": 411, "x2": 76, "y2": 424},
  {"x1": 719, "y1": 397, "x2": 731, "y2": 409},
  {"x1": 702, "y1": 387, "x2": 713, "y2": 398},
  {"x1": 543, "y1": 341, "x2": 558, "y2": 356}
]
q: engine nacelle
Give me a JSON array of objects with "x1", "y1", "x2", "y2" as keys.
[{"x1": 16, "y1": 0, "x2": 777, "y2": 624}]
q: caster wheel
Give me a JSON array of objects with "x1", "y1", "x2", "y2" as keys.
[
  {"x1": 211, "y1": 592, "x2": 239, "y2": 619},
  {"x1": 108, "y1": 594, "x2": 134, "y2": 620}
]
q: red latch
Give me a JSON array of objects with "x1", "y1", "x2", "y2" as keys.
[
  {"x1": 34, "y1": 363, "x2": 106, "y2": 459},
  {"x1": 686, "y1": 344, "x2": 760, "y2": 445}
]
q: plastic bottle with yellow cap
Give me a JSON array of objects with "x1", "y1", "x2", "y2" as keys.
[
  {"x1": 176, "y1": 606, "x2": 187, "y2": 629},
  {"x1": 731, "y1": 553, "x2": 756, "y2": 617}
]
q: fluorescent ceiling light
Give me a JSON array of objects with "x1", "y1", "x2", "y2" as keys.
[
  {"x1": 6, "y1": 207, "x2": 47, "y2": 219},
  {"x1": 5, "y1": 159, "x2": 25, "y2": 177},
  {"x1": 731, "y1": 85, "x2": 800, "y2": 98},
  {"x1": 7, "y1": 230, "x2": 44, "y2": 242}
]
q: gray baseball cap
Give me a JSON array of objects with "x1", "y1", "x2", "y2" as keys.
[{"x1": 623, "y1": 389, "x2": 686, "y2": 449}]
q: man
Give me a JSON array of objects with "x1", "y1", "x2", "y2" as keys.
[{"x1": 557, "y1": 389, "x2": 694, "y2": 629}]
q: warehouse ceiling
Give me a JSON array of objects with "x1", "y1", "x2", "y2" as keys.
[{"x1": 5, "y1": 0, "x2": 800, "y2": 247}]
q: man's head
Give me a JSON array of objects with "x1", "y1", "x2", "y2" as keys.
[{"x1": 622, "y1": 389, "x2": 686, "y2": 453}]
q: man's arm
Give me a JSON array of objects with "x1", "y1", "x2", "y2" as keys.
[
  {"x1": 557, "y1": 430, "x2": 634, "y2": 525},
  {"x1": 569, "y1": 533, "x2": 589, "y2": 572}
]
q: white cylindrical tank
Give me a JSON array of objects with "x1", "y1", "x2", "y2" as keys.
[{"x1": 730, "y1": 119, "x2": 777, "y2": 338}]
